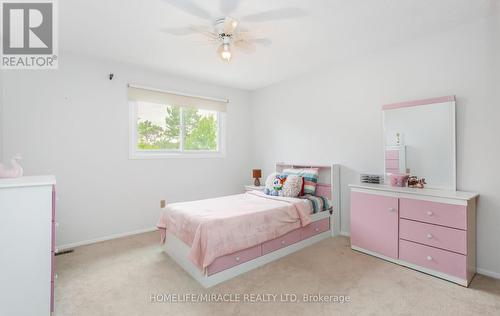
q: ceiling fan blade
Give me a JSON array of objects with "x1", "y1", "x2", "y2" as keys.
[
  {"x1": 161, "y1": 26, "x2": 219, "y2": 40},
  {"x1": 220, "y1": 0, "x2": 241, "y2": 16},
  {"x1": 241, "y1": 7, "x2": 307, "y2": 22},
  {"x1": 223, "y1": 16, "x2": 239, "y2": 35},
  {"x1": 161, "y1": 26, "x2": 201, "y2": 36},
  {"x1": 249, "y1": 38, "x2": 272, "y2": 46},
  {"x1": 162, "y1": 0, "x2": 212, "y2": 20},
  {"x1": 234, "y1": 40, "x2": 256, "y2": 54}
]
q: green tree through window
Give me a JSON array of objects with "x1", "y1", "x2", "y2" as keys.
[{"x1": 136, "y1": 103, "x2": 218, "y2": 151}]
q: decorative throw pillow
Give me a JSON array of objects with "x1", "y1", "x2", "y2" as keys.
[
  {"x1": 282, "y1": 168, "x2": 320, "y2": 195},
  {"x1": 264, "y1": 173, "x2": 287, "y2": 196},
  {"x1": 301, "y1": 194, "x2": 332, "y2": 213},
  {"x1": 281, "y1": 174, "x2": 303, "y2": 198}
]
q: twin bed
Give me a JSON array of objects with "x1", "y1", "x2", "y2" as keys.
[{"x1": 157, "y1": 163, "x2": 340, "y2": 287}]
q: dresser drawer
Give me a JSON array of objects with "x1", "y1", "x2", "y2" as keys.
[
  {"x1": 385, "y1": 150, "x2": 399, "y2": 160},
  {"x1": 385, "y1": 159, "x2": 400, "y2": 169},
  {"x1": 400, "y1": 198, "x2": 467, "y2": 229},
  {"x1": 400, "y1": 219, "x2": 467, "y2": 254},
  {"x1": 207, "y1": 245, "x2": 261, "y2": 276},
  {"x1": 301, "y1": 218, "x2": 330, "y2": 240},
  {"x1": 262, "y1": 229, "x2": 301, "y2": 255},
  {"x1": 399, "y1": 239, "x2": 467, "y2": 279}
]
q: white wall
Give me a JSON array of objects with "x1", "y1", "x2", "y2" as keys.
[
  {"x1": 1, "y1": 54, "x2": 252, "y2": 247},
  {"x1": 250, "y1": 15, "x2": 500, "y2": 277},
  {"x1": 0, "y1": 72, "x2": 3, "y2": 162}
]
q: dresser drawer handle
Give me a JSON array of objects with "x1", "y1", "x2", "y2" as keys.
[
  {"x1": 315, "y1": 227, "x2": 320, "y2": 232},
  {"x1": 281, "y1": 240, "x2": 286, "y2": 245},
  {"x1": 388, "y1": 208, "x2": 396, "y2": 212},
  {"x1": 426, "y1": 256, "x2": 433, "y2": 261},
  {"x1": 427, "y1": 211, "x2": 433, "y2": 216},
  {"x1": 426, "y1": 233, "x2": 433, "y2": 239},
  {"x1": 235, "y1": 256, "x2": 240, "y2": 262}
]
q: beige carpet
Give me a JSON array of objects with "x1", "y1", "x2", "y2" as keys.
[{"x1": 55, "y1": 232, "x2": 500, "y2": 316}]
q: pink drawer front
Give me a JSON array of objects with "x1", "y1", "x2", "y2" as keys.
[
  {"x1": 301, "y1": 218, "x2": 329, "y2": 240},
  {"x1": 385, "y1": 150, "x2": 399, "y2": 160},
  {"x1": 399, "y1": 239, "x2": 467, "y2": 280},
  {"x1": 385, "y1": 159, "x2": 399, "y2": 169},
  {"x1": 207, "y1": 245, "x2": 261, "y2": 276},
  {"x1": 400, "y1": 198, "x2": 467, "y2": 230},
  {"x1": 262, "y1": 229, "x2": 301, "y2": 255},
  {"x1": 386, "y1": 168, "x2": 400, "y2": 174},
  {"x1": 400, "y1": 219, "x2": 467, "y2": 255}
]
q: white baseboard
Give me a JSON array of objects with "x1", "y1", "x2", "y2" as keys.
[
  {"x1": 57, "y1": 227, "x2": 157, "y2": 251},
  {"x1": 477, "y1": 268, "x2": 500, "y2": 280}
]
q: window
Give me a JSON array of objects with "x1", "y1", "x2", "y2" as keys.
[{"x1": 128, "y1": 85, "x2": 227, "y2": 158}]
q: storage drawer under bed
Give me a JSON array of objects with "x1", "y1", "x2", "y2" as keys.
[{"x1": 206, "y1": 217, "x2": 330, "y2": 275}]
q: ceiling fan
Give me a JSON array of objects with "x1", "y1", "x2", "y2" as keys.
[{"x1": 161, "y1": 0, "x2": 307, "y2": 62}]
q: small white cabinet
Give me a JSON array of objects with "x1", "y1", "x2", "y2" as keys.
[{"x1": 0, "y1": 176, "x2": 56, "y2": 315}]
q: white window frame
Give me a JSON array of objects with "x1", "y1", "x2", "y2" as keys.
[{"x1": 129, "y1": 101, "x2": 226, "y2": 159}]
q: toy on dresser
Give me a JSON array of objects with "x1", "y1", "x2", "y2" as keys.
[
  {"x1": 0, "y1": 154, "x2": 23, "y2": 178},
  {"x1": 407, "y1": 176, "x2": 426, "y2": 188}
]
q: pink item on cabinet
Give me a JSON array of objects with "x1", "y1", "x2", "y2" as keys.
[
  {"x1": 0, "y1": 154, "x2": 23, "y2": 178},
  {"x1": 389, "y1": 173, "x2": 409, "y2": 187}
]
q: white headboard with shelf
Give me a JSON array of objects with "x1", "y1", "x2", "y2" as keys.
[{"x1": 276, "y1": 162, "x2": 341, "y2": 236}]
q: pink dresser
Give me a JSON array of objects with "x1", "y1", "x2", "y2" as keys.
[{"x1": 350, "y1": 183, "x2": 478, "y2": 286}]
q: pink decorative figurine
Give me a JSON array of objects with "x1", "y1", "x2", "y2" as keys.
[
  {"x1": 389, "y1": 173, "x2": 409, "y2": 187},
  {"x1": 0, "y1": 154, "x2": 24, "y2": 178}
]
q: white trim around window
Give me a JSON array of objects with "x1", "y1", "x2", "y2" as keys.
[{"x1": 128, "y1": 101, "x2": 227, "y2": 159}]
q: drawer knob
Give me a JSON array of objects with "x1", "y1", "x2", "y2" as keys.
[
  {"x1": 315, "y1": 228, "x2": 319, "y2": 232},
  {"x1": 427, "y1": 211, "x2": 433, "y2": 216},
  {"x1": 388, "y1": 208, "x2": 396, "y2": 212},
  {"x1": 426, "y1": 233, "x2": 433, "y2": 239},
  {"x1": 426, "y1": 256, "x2": 433, "y2": 261},
  {"x1": 281, "y1": 240, "x2": 286, "y2": 245},
  {"x1": 235, "y1": 256, "x2": 240, "y2": 262}
]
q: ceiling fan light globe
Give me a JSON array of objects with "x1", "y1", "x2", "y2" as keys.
[{"x1": 218, "y1": 43, "x2": 232, "y2": 62}]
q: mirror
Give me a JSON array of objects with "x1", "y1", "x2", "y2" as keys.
[{"x1": 382, "y1": 96, "x2": 456, "y2": 190}]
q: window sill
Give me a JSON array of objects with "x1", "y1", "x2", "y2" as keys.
[{"x1": 129, "y1": 151, "x2": 226, "y2": 159}]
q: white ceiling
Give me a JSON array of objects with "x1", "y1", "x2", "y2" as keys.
[{"x1": 60, "y1": 0, "x2": 497, "y2": 90}]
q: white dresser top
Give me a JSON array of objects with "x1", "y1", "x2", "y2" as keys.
[
  {"x1": 349, "y1": 183, "x2": 478, "y2": 201},
  {"x1": 0, "y1": 176, "x2": 56, "y2": 189}
]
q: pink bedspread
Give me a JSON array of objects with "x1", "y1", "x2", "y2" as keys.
[{"x1": 157, "y1": 191, "x2": 312, "y2": 270}]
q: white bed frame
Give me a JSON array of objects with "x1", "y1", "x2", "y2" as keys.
[{"x1": 163, "y1": 163, "x2": 341, "y2": 288}]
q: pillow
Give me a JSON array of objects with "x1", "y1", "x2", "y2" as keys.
[
  {"x1": 264, "y1": 172, "x2": 287, "y2": 196},
  {"x1": 281, "y1": 174, "x2": 303, "y2": 198},
  {"x1": 301, "y1": 194, "x2": 332, "y2": 213},
  {"x1": 282, "y1": 168, "x2": 319, "y2": 195}
]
